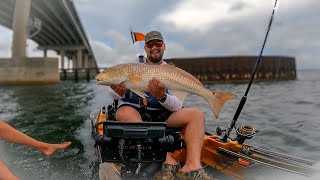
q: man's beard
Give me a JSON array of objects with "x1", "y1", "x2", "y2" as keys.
[
  {"x1": 148, "y1": 56, "x2": 162, "y2": 63},
  {"x1": 148, "y1": 53, "x2": 162, "y2": 63}
]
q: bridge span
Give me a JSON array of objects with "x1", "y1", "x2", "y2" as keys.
[{"x1": 0, "y1": 0, "x2": 97, "y2": 84}]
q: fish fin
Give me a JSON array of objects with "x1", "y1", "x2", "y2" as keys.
[
  {"x1": 127, "y1": 76, "x2": 143, "y2": 84},
  {"x1": 163, "y1": 64, "x2": 203, "y2": 85},
  {"x1": 208, "y1": 91, "x2": 237, "y2": 118},
  {"x1": 130, "y1": 89, "x2": 148, "y2": 98},
  {"x1": 172, "y1": 90, "x2": 188, "y2": 102}
]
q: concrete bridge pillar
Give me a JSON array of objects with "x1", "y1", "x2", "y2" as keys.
[
  {"x1": 72, "y1": 55, "x2": 76, "y2": 69},
  {"x1": 90, "y1": 57, "x2": 95, "y2": 68},
  {"x1": 44, "y1": 49, "x2": 47, "y2": 57},
  {"x1": 67, "y1": 58, "x2": 71, "y2": 69},
  {"x1": 0, "y1": 0, "x2": 59, "y2": 85},
  {"x1": 76, "y1": 49, "x2": 82, "y2": 69},
  {"x1": 87, "y1": 58, "x2": 92, "y2": 68},
  {"x1": 84, "y1": 54, "x2": 88, "y2": 68},
  {"x1": 11, "y1": 0, "x2": 31, "y2": 61},
  {"x1": 60, "y1": 50, "x2": 65, "y2": 69}
]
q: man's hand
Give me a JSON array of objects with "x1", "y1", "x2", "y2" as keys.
[
  {"x1": 148, "y1": 78, "x2": 165, "y2": 99},
  {"x1": 110, "y1": 82, "x2": 126, "y2": 97}
]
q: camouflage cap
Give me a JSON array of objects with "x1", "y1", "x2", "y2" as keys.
[{"x1": 145, "y1": 31, "x2": 163, "y2": 43}]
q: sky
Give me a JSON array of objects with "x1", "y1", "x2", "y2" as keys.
[{"x1": 0, "y1": 0, "x2": 319, "y2": 69}]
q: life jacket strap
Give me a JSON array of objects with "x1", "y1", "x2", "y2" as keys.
[{"x1": 139, "y1": 97, "x2": 148, "y2": 110}]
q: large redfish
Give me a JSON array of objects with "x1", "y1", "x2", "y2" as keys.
[{"x1": 95, "y1": 63, "x2": 237, "y2": 118}]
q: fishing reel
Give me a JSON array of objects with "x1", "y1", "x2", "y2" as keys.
[
  {"x1": 216, "y1": 124, "x2": 256, "y2": 144},
  {"x1": 235, "y1": 125, "x2": 256, "y2": 144}
]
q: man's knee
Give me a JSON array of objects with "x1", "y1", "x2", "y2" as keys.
[
  {"x1": 115, "y1": 106, "x2": 141, "y2": 122},
  {"x1": 192, "y1": 108, "x2": 204, "y2": 118},
  {"x1": 170, "y1": 108, "x2": 205, "y2": 126},
  {"x1": 186, "y1": 108, "x2": 205, "y2": 123}
]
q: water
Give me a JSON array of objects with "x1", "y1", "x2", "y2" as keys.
[{"x1": 0, "y1": 69, "x2": 319, "y2": 180}]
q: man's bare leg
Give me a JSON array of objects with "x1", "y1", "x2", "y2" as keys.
[
  {"x1": 115, "y1": 106, "x2": 142, "y2": 122},
  {"x1": 165, "y1": 108, "x2": 205, "y2": 172},
  {"x1": 163, "y1": 153, "x2": 179, "y2": 165},
  {"x1": 0, "y1": 120, "x2": 71, "y2": 156}
]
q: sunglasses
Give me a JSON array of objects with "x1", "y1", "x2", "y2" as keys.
[{"x1": 145, "y1": 41, "x2": 163, "y2": 48}]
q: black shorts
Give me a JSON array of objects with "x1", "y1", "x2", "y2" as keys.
[{"x1": 117, "y1": 104, "x2": 172, "y2": 122}]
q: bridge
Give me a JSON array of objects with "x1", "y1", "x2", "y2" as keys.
[{"x1": 0, "y1": 0, "x2": 97, "y2": 84}]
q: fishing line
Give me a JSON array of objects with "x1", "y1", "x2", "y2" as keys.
[
  {"x1": 248, "y1": 137, "x2": 302, "y2": 180},
  {"x1": 220, "y1": 0, "x2": 278, "y2": 142}
]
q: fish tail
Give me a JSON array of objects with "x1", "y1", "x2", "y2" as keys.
[{"x1": 208, "y1": 91, "x2": 237, "y2": 118}]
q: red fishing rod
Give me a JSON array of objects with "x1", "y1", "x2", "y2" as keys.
[{"x1": 220, "y1": 0, "x2": 278, "y2": 142}]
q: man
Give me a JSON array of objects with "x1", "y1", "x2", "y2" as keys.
[
  {"x1": 108, "y1": 31, "x2": 215, "y2": 180},
  {"x1": 0, "y1": 120, "x2": 71, "y2": 180}
]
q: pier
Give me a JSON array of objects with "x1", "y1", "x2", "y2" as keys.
[{"x1": 165, "y1": 56, "x2": 296, "y2": 83}]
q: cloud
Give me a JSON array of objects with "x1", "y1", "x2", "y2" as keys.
[
  {"x1": 1, "y1": 0, "x2": 319, "y2": 69},
  {"x1": 90, "y1": 30, "x2": 138, "y2": 67},
  {"x1": 158, "y1": 0, "x2": 271, "y2": 32},
  {"x1": 164, "y1": 40, "x2": 195, "y2": 58},
  {"x1": 153, "y1": 0, "x2": 319, "y2": 69}
]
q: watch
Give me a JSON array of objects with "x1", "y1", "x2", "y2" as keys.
[{"x1": 158, "y1": 94, "x2": 167, "y2": 103}]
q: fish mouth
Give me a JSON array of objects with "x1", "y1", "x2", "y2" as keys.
[
  {"x1": 96, "y1": 79, "x2": 103, "y2": 85},
  {"x1": 96, "y1": 79, "x2": 111, "y2": 86}
]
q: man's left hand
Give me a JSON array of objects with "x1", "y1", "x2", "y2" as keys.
[{"x1": 148, "y1": 78, "x2": 165, "y2": 99}]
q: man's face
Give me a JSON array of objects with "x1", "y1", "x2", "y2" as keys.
[{"x1": 144, "y1": 40, "x2": 165, "y2": 63}]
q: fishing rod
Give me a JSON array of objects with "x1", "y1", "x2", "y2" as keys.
[{"x1": 220, "y1": 0, "x2": 278, "y2": 142}]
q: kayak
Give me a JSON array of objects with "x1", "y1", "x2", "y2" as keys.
[{"x1": 91, "y1": 103, "x2": 317, "y2": 180}]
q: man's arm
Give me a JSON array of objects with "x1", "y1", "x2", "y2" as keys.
[
  {"x1": 158, "y1": 92, "x2": 182, "y2": 112},
  {"x1": 148, "y1": 78, "x2": 182, "y2": 112},
  {"x1": 0, "y1": 159, "x2": 19, "y2": 180},
  {"x1": 108, "y1": 82, "x2": 126, "y2": 100}
]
